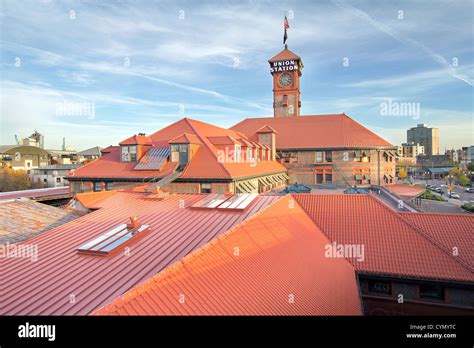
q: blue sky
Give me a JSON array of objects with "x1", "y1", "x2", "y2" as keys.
[{"x1": 1, "y1": 0, "x2": 473, "y2": 151}]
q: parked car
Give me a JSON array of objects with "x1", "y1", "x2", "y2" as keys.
[
  {"x1": 435, "y1": 187, "x2": 444, "y2": 195},
  {"x1": 465, "y1": 188, "x2": 474, "y2": 193},
  {"x1": 450, "y1": 192, "x2": 460, "y2": 199}
]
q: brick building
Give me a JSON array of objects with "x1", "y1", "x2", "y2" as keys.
[
  {"x1": 66, "y1": 118, "x2": 287, "y2": 194},
  {"x1": 231, "y1": 46, "x2": 397, "y2": 187}
]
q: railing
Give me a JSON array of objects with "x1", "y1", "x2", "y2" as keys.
[{"x1": 332, "y1": 164, "x2": 353, "y2": 188}]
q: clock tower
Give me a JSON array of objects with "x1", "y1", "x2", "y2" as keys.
[{"x1": 268, "y1": 44, "x2": 303, "y2": 117}]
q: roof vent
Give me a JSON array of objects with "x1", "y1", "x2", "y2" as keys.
[{"x1": 77, "y1": 216, "x2": 149, "y2": 256}]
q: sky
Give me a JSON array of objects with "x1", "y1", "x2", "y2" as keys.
[{"x1": 1, "y1": 0, "x2": 473, "y2": 151}]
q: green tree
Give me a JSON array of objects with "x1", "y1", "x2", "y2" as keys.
[{"x1": 459, "y1": 174, "x2": 469, "y2": 186}]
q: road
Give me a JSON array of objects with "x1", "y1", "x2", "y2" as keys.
[{"x1": 412, "y1": 179, "x2": 473, "y2": 214}]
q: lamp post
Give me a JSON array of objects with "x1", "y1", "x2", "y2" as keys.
[{"x1": 448, "y1": 174, "x2": 453, "y2": 198}]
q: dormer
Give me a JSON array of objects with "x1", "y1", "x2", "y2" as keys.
[
  {"x1": 256, "y1": 125, "x2": 277, "y2": 161},
  {"x1": 238, "y1": 138, "x2": 253, "y2": 163},
  {"x1": 207, "y1": 136, "x2": 241, "y2": 163},
  {"x1": 119, "y1": 134, "x2": 152, "y2": 162},
  {"x1": 169, "y1": 133, "x2": 200, "y2": 169}
]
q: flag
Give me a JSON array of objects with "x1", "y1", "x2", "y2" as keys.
[{"x1": 283, "y1": 16, "x2": 289, "y2": 44}]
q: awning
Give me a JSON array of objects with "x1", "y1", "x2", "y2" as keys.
[
  {"x1": 258, "y1": 178, "x2": 267, "y2": 186},
  {"x1": 269, "y1": 176, "x2": 280, "y2": 183},
  {"x1": 355, "y1": 174, "x2": 363, "y2": 180},
  {"x1": 281, "y1": 173, "x2": 289, "y2": 180}
]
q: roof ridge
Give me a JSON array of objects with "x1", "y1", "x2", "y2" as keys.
[
  {"x1": 396, "y1": 211, "x2": 474, "y2": 273},
  {"x1": 94, "y1": 194, "x2": 289, "y2": 313},
  {"x1": 185, "y1": 118, "x2": 232, "y2": 178},
  {"x1": 368, "y1": 194, "x2": 473, "y2": 273}
]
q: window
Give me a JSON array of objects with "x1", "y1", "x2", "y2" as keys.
[
  {"x1": 368, "y1": 281, "x2": 391, "y2": 295},
  {"x1": 44, "y1": 171, "x2": 47, "y2": 175},
  {"x1": 282, "y1": 95, "x2": 288, "y2": 106},
  {"x1": 316, "y1": 174, "x2": 323, "y2": 184},
  {"x1": 316, "y1": 151, "x2": 323, "y2": 163},
  {"x1": 419, "y1": 284, "x2": 444, "y2": 301},
  {"x1": 93, "y1": 182, "x2": 102, "y2": 192},
  {"x1": 121, "y1": 146, "x2": 138, "y2": 162},
  {"x1": 325, "y1": 151, "x2": 332, "y2": 162},
  {"x1": 247, "y1": 148, "x2": 252, "y2": 161},
  {"x1": 43, "y1": 178, "x2": 47, "y2": 183},
  {"x1": 325, "y1": 173, "x2": 332, "y2": 183},
  {"x1": 77, "y1": 219, "x2": 149, "y2": 256},
  {"x1": 106, "y1": 182, "x2": 113, "y2": 191},
  {"x1": 235, "y1": 145, "x2": 241, "y2": 162},
  {"x1": 56, "y1": 177, "x2": 61, "y2": 183},
  {"x1": 201, "y1": 183, "x2": 212, "y2": 194}
]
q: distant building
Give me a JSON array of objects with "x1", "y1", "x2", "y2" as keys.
[
  {"x1": 31, "y1": 164, "x2": 81, "y2": 188},
  {"x1": 466, "y1": 146, "x2": 474, "y2": 163},
  {"x1": 407, "y1": 124, "x2": 439, "y2": 156},
  {"x1": 0, "y1": 145, "x2": 50, "y2": 172},
  {"x1": 77, "y1": 146, "x2": 103, "y2": 162},
  {"x1": 397, "y1": 142, "x2": 424, "y2": 158}
]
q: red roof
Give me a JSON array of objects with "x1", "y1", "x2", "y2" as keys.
[
  {"x1": 71, "y1": 118, "x2": 286, "y2": 181},
  {"x1": 293, "y1": 194, "x2": 474, "y2": 283},
  {"x1": 399, "y1": 212, "x2": 474, "y2": 269},
  {"x1": 95, "y1": 195, "x2": 362, "y2": 316},
  {"x1": 168, "y1": 133, "x2": 200, "y2": 144},
  {"x1": 0, "y1": 186, "x2": 71, "y2": 201},
  {"x1": 268, "y1": 47, "x2": 301, "y2": 62},
  {"x1": 385, "y1": 184, "x2": 425, "y2": 199},
  {"x1": 119, "y1": 135, "x2": 152, "y2": 146},
  {"x1": 1, "y1": 191, "x2": 281, "y2": 315},
  {"x1": 256, "y1": 125, "x2": 278, "y2": 134},
  {"x1": 231, "y1": 114, "x2": 393, "y2": 149},
  {"x1": 68, "y1": 147, "x2": 177, "y2": 179}
]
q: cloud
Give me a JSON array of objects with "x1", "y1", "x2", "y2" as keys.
[{"x1": 332, "y1": 0, "x2": 473, "y2": 86}]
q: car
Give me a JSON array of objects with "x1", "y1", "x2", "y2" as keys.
[
  {"x1": 465, "y1": 188, "x2": 474, "y2": 193},
  {"x1": 450, "y1": 192, "x2": 460, "y2": 199},
  {"x1": 435, "y1": 188, "x2": 444, "y2": 195},
  {"x1": 440, "y1": 184, "x2": 447, "y2": 187}
]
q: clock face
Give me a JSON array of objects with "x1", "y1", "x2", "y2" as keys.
[{"x1": 279, "y1": 73, "x2": 292, "y2": 87}]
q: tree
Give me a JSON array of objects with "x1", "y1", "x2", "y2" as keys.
[
  {"x1": 459, "y1": 174, "x2": 469, "y2": 186},
  {"x1": 0, "y1": 168, "x2": 31, "y2": 192},
  {"x1": 398, "y1": 167, "x2": 407, "y2": 179}
]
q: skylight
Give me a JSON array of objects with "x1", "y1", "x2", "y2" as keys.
[
  {"x1": 77, "y1": 216, "x2": 149, "y2": 256},
  {"x1": 191, "y1": 193, "x2": 258, "y2": 211}
]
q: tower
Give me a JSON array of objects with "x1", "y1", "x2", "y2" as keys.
[{"x1": 268, "y1": 44, "x2": 303, "y2": 117}]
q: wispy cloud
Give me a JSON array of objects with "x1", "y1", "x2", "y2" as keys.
[{"x1": 332, "y1": 0, "x2": 473, "y2": 86}]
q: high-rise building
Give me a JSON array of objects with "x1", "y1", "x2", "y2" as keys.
[{"x1": 407, "y1": 124, "x2": 439, "y2": 156}]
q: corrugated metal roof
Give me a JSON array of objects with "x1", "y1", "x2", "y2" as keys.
[
  {"x1": 293, "y1": 194, "x2": 474, "y2": 283},
  {"x1": 1, "y1": 191, "x2": 281, "y2": 315},
  {"x1": 0, "y1": 199, "x2": 82, "y2": 244},
  {"x1": 0, "y1": 187, "x2": 71, "y2": 201},
  {"x1": 231, "y1": 114, "x2": 393, "y2": 149},
  {"x1": 95, "y1": 195, "x2": 362, "y2": 316}
]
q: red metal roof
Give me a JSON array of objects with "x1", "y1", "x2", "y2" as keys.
[
  {"x1": 256, "y1": 125, "x2": 278, "y2": 134},
  {"x1": 293, "y1": 194, "x2": 474, "y2": 283},
  {"x1": 168, "y1": 133, "x2": 201, "y2": 144},
  {"x1": 1, "y1": 191, "x2": 281, "y2": 315},
  {"x1": 68, "y1": 147, "x2": 177, "y2": 180},
  {"x1": 71, "y1": 117, "x2": 286, "y2": 181},
  {"x1": 385, "y1": 184, "x2": 425, "y2": 199},
  {"x1": 0, "y1": 199, "x2": 82, "y2": 244},
  {"x1": 268, "y1": 47, "x2": 301, "y2": 62},
  {"x1": 0, "y1": 186, "x2": 71, "y2": 201},
  {"x1": 231, "y1": 114, "x2": 393, "y2": 149},
  {"x1": 399, "y1": 212, "x2": 474, "y2": 269},
  {"x1": 119, "y1": 135, "x2": 152, "y2": 145},
  {"x1": 95, "y1": 195, "x2": 362, "y2": 316}
]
